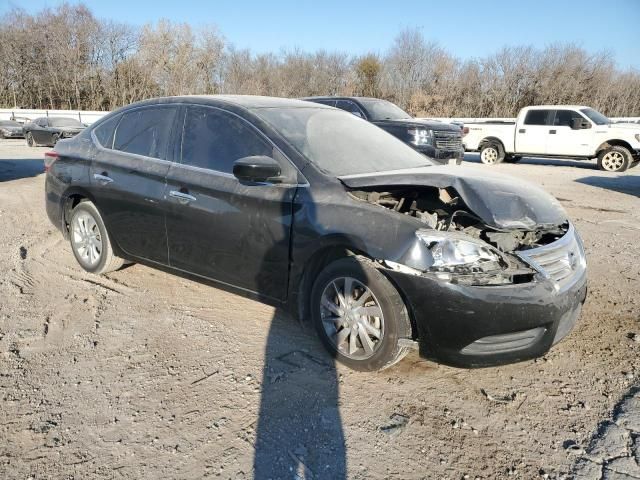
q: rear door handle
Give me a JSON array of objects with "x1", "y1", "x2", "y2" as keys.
[
  {"x1": 549, "y1": 129, "x2": 557, "y2": 134},
  {"x1": 93, "y1": 173, "x2": 113, "y2": 185},
  {"x1": 169, "y1": 190, "x2": 197, "y2": 204},
  {"x1": 518, "y1": 128, "x2": 526, "y2": 133}
]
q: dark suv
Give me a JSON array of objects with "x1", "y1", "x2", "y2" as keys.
[
  {"x1": 304, "y1": 96, "x2": 464, "y2": 165},
  {"x1": 45, "y1": 95, "x2": 587, "y2": 371}
]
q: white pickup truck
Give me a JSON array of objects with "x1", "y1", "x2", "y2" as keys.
[{"x1": 463, "y1": 106, "x2": 640, "y2": 172}]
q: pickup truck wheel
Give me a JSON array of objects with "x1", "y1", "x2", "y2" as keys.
[
  {"x1": 480, "y1": 143, "x2": 505, "y2": 165},
  {"x1": 597, "y1": 146, "x2": 631, "y2": 172},
  {"x1": 311, "y1": 256, "x2": 412, "y2": 372}
]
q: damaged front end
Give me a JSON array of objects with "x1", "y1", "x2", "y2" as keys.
[{"x1": 348, "y1": 183, "x2": 581, "y2": 287}]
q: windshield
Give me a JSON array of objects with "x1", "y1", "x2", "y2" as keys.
[
  {"x1": 358, "y1": 99, "x2": 412, "y2": 121},
  {"x1": 580, "y1": 108, "x2": 610, "y2": 125},
  {"x1": 255, "y1": 107, "x2": 432, "y2": 176},
  {"x1": 0, "y1": 121, "x2": 20, "y2": 127},
  {"x1": 49, "y1": 117, "x2": 83, "y2": 127}
]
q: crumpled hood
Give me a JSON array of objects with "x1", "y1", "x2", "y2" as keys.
[{"x1": 339, "y1": 166, "x2": 567, "y2": 230}]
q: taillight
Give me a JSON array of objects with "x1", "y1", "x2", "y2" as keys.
[
  {"x1": 44, "y1": 151, "x2": 59, "y2": 172},
  {"x1": 462, "y1": 126, "x2": 469, "y2": 136}
]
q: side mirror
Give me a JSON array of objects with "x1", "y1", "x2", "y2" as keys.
[
  {"x1": 571, "y1": 118, "x2": 591, "y2": 130},
  {"x1": 233, "y1": 155, "x2": 282, "y2": 183}
]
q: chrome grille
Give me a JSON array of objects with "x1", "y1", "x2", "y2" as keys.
[
  {"x1": 517, "y1": 224, "x2": 585, "y2": 287},
  {"x1": 434, "y1": 131, "x2": 463, "y2": 150}
]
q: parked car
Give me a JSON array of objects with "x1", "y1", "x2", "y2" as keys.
[
  {"x1": 304, "y1": 96, "x2": 465, "y2": 165},
  {"x1": 0, "y1": 120, "x2": 24, "y2": 139},
  {"x1": 45, "y1": 95, "x2": 587, "y2": 371},
  {"x1": 24, "y1": 116, "x2": 86, "y2": 147},
  {"x1": 463, "y1": 105, "x2": 640, "y2": 172}
]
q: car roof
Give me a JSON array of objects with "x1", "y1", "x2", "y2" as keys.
[
  {"x1": 526, "y1": 105, "x2": 590, "y2": 110},
  {"x1": 128, "y1": 95, "x2": 333, "y2": 110},
  {"x1": 303, "y1": 96, "x2": 384, "y2": 102}
]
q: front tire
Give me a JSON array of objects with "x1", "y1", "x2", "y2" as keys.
[
  {"x1": 26, "y1": 132, "x2": 35, "y2": 147},
  {"x1": 597, "y1": 146, "x2": 631, "y2": 172},
  {"x1": 310, "y1": 257, "x2": 412, "y2": 371},
  {"x1": 480, "y1": 142, "x2": 505, "y2": 165},
  {"x1": 69, "y1": 201, "x2": 125, "y2": 274}
]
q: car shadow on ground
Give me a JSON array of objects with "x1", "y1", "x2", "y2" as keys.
[
  {"x1": 574, "y1": 175, "x2": 640, "y2": 197},
  {"x1": 463, "y1": 153, "x2": 596, "y2": 170},
  {"x1": 0, "y1": 159, "x2": 44, "y2": 182}
]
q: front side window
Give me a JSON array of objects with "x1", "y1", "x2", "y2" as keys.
[
  {"x1": 113, "y1": 107, "x2": 177, "y2": 159},
  {"x1": 524, "y1": 110, "x2": 552, "y2": 126},
  {"x1": 181, "y1": 106, "x2": 273, "y2": 174},
  {"x1": 336, "y1": 100, "x2": 364, "y2": 117},
  {"x1": 553, "y1": 110, "x2": 584, "y2": 127}
]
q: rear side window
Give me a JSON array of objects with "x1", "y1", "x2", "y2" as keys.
[
  {"x1": 553, "y1": 110, "x2": 583, "y2": 127},
  {"x1": 181, "y1": 106, "x2": 272, "y2": 173},
  {"x1": 113, "y1": 107, "x2": 177, "y2": 160},
  {"x1": 93, "y1": 114, "x2": 121, "y2": 149},
  {"x1": 524, "y1": 110, "x2": 552, "y2": 126}
]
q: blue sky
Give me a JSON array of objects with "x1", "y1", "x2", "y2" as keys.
[{"x1": 3, "y1": 0, "x2": 639, "y2": 69}]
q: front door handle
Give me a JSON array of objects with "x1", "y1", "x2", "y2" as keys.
[
  {"x1": 549, "y1": 129, "x2": 557, "y2": 134},
  {"x1": 93, "y1": 173, "x2": 114, "y2": 185},
  {"x1": 518, "y1": 128, "x2": 526, "y2": 133},
  {"x1": 169, "y1": 190, "x2": 197, "y2": 204}
]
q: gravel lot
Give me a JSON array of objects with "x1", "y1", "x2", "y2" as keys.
[{"x1": 0, "y1": 139, "x2": 639, "y2": 479}]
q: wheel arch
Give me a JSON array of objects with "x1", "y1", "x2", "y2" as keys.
[
  {"x1": 59, "y1": 187, "x2": 97, "y2": 239},
  {"x1": 479, "y1": 136, "x2": 505, "y2": 151},
  {"x1": 596, "y1": 139, "x2": 633, "y2": 156}
]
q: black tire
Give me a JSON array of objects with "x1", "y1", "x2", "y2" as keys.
[
  {"x1": 52, "y1": 133, "x2": 60, "y2": 145},
  {"x1": 0, "y1": 131, "x2": 5, "y2": 139},
  {"x1": 310, "y1": 256, "x2": 412, "y2": 372},
  {"x1": 597, "y1": 146, "x2": 632, "y2": 172},
  {"x1": 504, "y1": 155, "x2": 522, "y2": 163},
  {"x1": 69, "y1": 201, "x2": 125, "y2": 274},
  {"x1": 26, "y1": 132, "x2": 35, "y2": 147},
  {"x1": 479, "y1": 142, "x2": 505, "y2": 165}
]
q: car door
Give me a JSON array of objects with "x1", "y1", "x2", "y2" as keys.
[
  {"x1": 89, "y1": 106, "x2": 178, "y2": 264},
  {"x1": 515, "y1": 109, "x2": 553, "y2": 155},
  {"x1": 164, "y1": 105, "x2": 298, "y2": 301},
  {"x1": 31, "y1": 118, "x2": 51, "y2": 144},
  {"x1": 546, "y1": 109, "x2": 593, "y2": 156}
]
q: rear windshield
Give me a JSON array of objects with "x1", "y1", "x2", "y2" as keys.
[
  {"x1": 358, "y1": 99, "x2": 412, "y2": 121},
  {"x1": 0, "y1": 121, "x2": 20, "y2": 127},
  {"x1": 580, "y1": 108, "x2": 610, "y2": 126},
  {"x1": 49, "y1": 117, "x2": 83, "y2": 127},
  {"x1": 255, "y1": 107, "x2": 432, "y2": 176}
]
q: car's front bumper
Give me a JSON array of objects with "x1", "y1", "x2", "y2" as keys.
[
  {"x1": 385, "y1": 259, "x2": 587, "y2": 368},
  {"x1": 414, "y1": 144, "x2": 464, "y2": 164}
]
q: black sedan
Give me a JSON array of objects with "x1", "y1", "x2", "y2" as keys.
[
  {"x1": 44, "y1": 96, "x2": 587, "y2": 371},
  {"x1": 24, "y1": 116, "x2": 85, "y2": 147},
  {"x1": 0, "y1": 120, "x2": 24, "y2": 139}
]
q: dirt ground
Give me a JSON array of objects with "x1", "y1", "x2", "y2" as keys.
[{"x1": 0, "y1": 139, "x2": 638, "y2": 479}]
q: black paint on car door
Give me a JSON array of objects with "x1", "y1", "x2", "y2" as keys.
[
  {"x1": 89, "y1": 106, "x2": 178, "y2": 264},
  {"x1": 165, "y1": 105, "x2": 298, "y2": 301},
  {"x1": 31, "y1": 118, "x2": 52, "y2": 145}
]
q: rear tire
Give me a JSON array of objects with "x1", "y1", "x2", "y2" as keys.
[
  {"x1": 310, "y1": 256, "x2": 412, "y2": 371},
  {"x1": 69, "y1": 201, "x2": 125, "y2": 275},
  {"x1": 597, "y1": 146, "x2": 631, "y2": 172},
  {"x1": 479, "y1": 142, "x2": 505, "y2": 165},
  {"x1": 26, "y1": 132, "x2": 35, "y2": 147}
]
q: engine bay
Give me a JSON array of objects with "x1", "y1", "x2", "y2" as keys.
[{"x1": 349, "y1": 186, "x2": 569, "y2": 253}]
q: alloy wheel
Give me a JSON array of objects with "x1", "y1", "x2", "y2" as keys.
[
  {"x1": 71, "y1": 211, "x2": 103, "y2": 266},
  {"x1": 320, "y1": 276, "x2": 385, "y2": 360},
  {"x1": 601, "y1": 151, "x2": 625, "y2": 171},
  {"x1": 481, "y1": 147, "x2": 498, "y2": 164}
]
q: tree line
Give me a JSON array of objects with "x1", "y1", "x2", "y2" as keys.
[{"x1": 1, "y1": 3, "x2": 639, "y2": 118}]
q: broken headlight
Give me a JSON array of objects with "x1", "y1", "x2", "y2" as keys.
[
  {"x1": 415, "y1": 230, "x2": 503, "y2": 273},
  {"x1": 408, "y1": 128, "x2": 434, "y2": 146}
]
